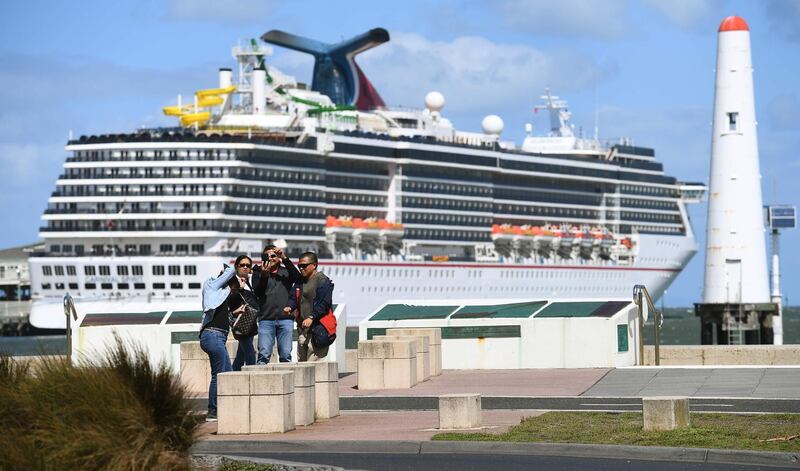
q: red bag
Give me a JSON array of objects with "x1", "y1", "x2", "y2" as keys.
[{"x1": 319, "y1": 308, "x2": 337, "y2": 336}]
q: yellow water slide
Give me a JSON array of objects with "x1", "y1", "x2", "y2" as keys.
[{"x1": 162, "y1": 85, "x2": 236, "y2": 127}]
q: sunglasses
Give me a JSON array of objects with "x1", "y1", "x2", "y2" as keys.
[
  {"x1": 298, "y1": 263, "x2": 315, "y2": 269},
  {"x1": 238, "y1": 263, "x2": 252, "y2": 268},
  {"x1": 263, "y1": 253, "x2": 278, "y2": 259}
]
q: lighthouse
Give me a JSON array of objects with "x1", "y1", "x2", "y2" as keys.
[{"x1": 695, "y1": 16, "x2": 777, "y2": 345}]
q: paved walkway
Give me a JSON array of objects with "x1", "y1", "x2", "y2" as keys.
[
  {"x1": 339, "y1": 368, "x2": 610, "y2": 397},
  {"x1": 199, "y1": 409, "x2": 545, "y2": 442},
  {"x1": 583, "y1": 367, "x2": 800, "y2": 398}
]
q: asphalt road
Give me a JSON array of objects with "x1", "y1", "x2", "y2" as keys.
[{"x1": 230, "y1": 452, "x2": 800, "y2": 471}]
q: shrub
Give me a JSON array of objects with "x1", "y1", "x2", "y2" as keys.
[{"x1": 0, "y1": 337, "x2": 200, "y2": 471}]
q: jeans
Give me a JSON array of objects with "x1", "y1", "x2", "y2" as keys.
[
  {"x1": 257, "y1": 318, "x2": 294, "y2": 364},
  {"x1": 200, "y1": 329, "x2": 231, "y2": 416},
  {"x1": 232, "y1": 335, "x2": 256, "y2": 371}
]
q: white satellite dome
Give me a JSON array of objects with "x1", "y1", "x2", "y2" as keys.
[
  {"x1": 424, "y1": 91, "x2": 445, "y2": 112},
  {"x1": 481, "y1": 115, "x2": 504, "y2": 135}
]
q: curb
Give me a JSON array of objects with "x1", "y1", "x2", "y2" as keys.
[
  {"x1": 193, "y1": 439, "x2": 800, "y2": 468},
  {"x1": 194, "y1": 453, "x2": 345, "y2": 471}
]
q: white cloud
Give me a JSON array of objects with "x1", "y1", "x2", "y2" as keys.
[
  {"x1": 498, "y1": 0, "x2": 632, "y2": 39},
  {"x1": 166, "y1": 0, "x2": 278, "y2": 24},
  {"x1": 643, "y1": 0, "x2": 724, "y2": 31},
  {"x1": 350, "y1": 32, "x2": 615, "y2": 114}
]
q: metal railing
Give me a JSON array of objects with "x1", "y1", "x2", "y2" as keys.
[
  {"x1": 63, "y1": 294, "x2": 78, "y2": 365},
  {"x1": 633, "y1": 284, "x2": 662, "y2": 366}
]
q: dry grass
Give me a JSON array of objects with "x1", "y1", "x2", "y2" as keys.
[{"x1": 0, "y1": 337, "x2": 201, "y2": 471}]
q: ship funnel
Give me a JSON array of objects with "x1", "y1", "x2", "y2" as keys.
[{"x1": 261, "y1": 28, "x2": 389, "y2": 110}]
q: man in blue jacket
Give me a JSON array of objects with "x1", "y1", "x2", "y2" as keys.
[{"x1": 284, "y1": 251, "x2": 334, "y2": 362}]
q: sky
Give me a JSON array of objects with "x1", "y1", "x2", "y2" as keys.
[{"x1": 0, "y1": 0, "x2": 798, "y2": 307}]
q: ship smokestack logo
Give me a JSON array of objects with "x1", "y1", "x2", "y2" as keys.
[{"x1": 261, "y1": 28, "x2": 388, "y2": 110}]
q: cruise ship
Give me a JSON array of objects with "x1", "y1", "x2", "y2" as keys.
[{"x1": 29, "y1": 28, "x2": 705, "y2": 329}]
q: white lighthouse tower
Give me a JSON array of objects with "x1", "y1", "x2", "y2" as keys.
[{"x1": 696, "y1": 16, "x2": 777, "y2": 344}]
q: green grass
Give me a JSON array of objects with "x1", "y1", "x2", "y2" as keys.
[{"x1": 433, "y1": 412, "x2": 800, "y2": 452}]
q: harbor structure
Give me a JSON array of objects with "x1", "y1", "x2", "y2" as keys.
[{"x1": 696, "y1": 16, "x2": 777, "y2": 344}]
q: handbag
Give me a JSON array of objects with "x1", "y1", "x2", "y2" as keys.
[
  {"x1": 230, "y1": 292, "x2": 259, "y2": 339},
  {"x1": 311, "y1": 308, "x2": 337, "y2": 349}
]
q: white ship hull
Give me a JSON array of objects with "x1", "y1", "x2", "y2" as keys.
[{"x1": 29, "y1": 233, "x2": 695, "y2": 329}]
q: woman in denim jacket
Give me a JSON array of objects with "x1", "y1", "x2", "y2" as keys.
[{"x1": 199, "y1": 265, "x2": 245, "y2": 421}]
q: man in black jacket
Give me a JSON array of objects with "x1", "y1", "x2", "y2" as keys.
[{"x1": 252, "y1": 245, "x2": 301, "y2": 364}]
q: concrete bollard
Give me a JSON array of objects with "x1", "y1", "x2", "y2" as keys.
[
  {"x1": 386, "y1": 328, "x2": 442, "y2": 376},
  {"x1": 357, "y1": 339, "x2": 417, "y2": 390},
  {"x1": 439, "y1": 394, "x2": 481, "y2": 429},
  {"x1": 245, "y1": 363, "x2": 316, "y2": 426},
  {"x1": 642, "y1": 397, "x2": 690, "y2": 432},
  {"x1": 180, "y1": 341, "x2": 209, "y2": 395},
  {"x1": 217, "y1": 371, "x2": 252, "y2": 434},
  {"x1": 249, "y1": 370, "x2": 295, "y2": 434},
  {"x1": 313, "y1": 362, "x2": 340, "y2": 419},
  {"x1": 375, "y1": 335, "x2": 430, "y2": 383},
  {"x1": 343, "y1": 349, "x2": 358, "y2": 373}
]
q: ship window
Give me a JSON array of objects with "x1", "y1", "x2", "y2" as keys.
[
  {"x1": 132, "y1": 265, "x2": 143, "y2": 276},
  {"x1": 84, "y1": 283, "x2": 96, "y2": 289},
  {"x1": 727, "y1": 112, "x2": 738, "y2": 132},
  {"x1": 68, "y1": 283, "x2": 78, "y2": 290},
  {"x1": 99, "y1": 266, "x2": 110, "y2": 276},
  {"x1": 139, "y1": 244, "x2": 151, "y2": 255},
  {"x1": 42, "y1": 283, "x2": 52, "y2": 290},
  {"x1": 101, "y1": 283, "x2": 113, "y2": 290},
  {"x1": 191, "y1": 244, "x2": 204, "y2": 254},
  {"x1": 118, "y1": 283, "x2": 130, "y2": 289},
  {"x1": 117, "y1": 266, "x2": 129, "y2": 276},
  {"x1": 184, "y1": 265, "x2": 196, "y2": 276},
  {"x1": 134, "y1": 283, "x2": 145, "y2": 289},
  {"x1": 168, "y1": 265, "x2": 181, "y2": 276},
  {"x1": 171, "y1": 282, "x2": 183, "y2": 289},
  {"x1": 176, "y1": 244, "x2": 189, "y2": 254},
  {"x1": 160, "y1": 244, "x2": 173, "y2": 253},
  {"x1": 153, "y1": 265, "x2": 165, "y2": 276},
  {"x1": 42, "y1": 266, "x2": 53, "y2": 276},
  {"x1": 54, "y1": 266, "x2": 64, "y2": 276},
  {"x1": 84, "y1": 266, "x2": 96, "y2": 276},
  {"x1": 153, "y1": 283, "x2": 165, "y2": 290},
  {"x1": 66, "y1": 266, "x2": 76, "y2": 276},
  {"x1": 189, "y1": 282, "x2": 201, "y2": 289}
]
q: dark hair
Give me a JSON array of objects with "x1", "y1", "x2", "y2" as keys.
[
  {"x1": 235, "y1": 254, "x2": 252, "y2": 266},
  {"x1": 299, "y1": 251, "x2": 318, "y2": 265},
  {"x1": 262, "y1": 244, "x2": 276, "y2": 259}
]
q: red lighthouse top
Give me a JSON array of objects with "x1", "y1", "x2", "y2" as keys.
[{"x1": 719, "y1": 16, "x2": 749, "y2": 32}]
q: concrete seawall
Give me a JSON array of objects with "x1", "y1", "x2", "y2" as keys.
[{"x1": 644, "y1": 345, "x2": 800, "y2": 366}]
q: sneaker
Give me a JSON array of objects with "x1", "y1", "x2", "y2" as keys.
[{"x1": 205, "y1": 413, "x2": 217, "y2": 422}]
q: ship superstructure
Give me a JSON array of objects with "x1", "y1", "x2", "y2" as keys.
[{"x1": 29, "y1": 29, "x2": 705, "y2": 329}]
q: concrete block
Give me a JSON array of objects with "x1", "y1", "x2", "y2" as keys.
[
  {"x1": 384, "y1": 357, "x2": 417, "y2": 389},
  {"x1": 386, "y1": 327, "x2": 442, "y2": 345},
  {"x1": 314, "y1": 362, "x2": 339, "y2": 419},
  {"x1": 242, "y1": 364, "x2": 270, "y2": 371},
  {"x1": 642, "y1": 397, "x2": 690, "y2": 432},
  {"x1": 376, "y1": 335, "x2": 430, "y2": 383},
  {"x1": 180, "y1": 358, "x2": 209, "y2": 395},
  {"x1": 357, "y1": 358, "x2": 385, "y2": 390},
  {"x1": 645, "y1": 346, "x2": 704, "y2": 366},
  {"x1": 344, "y1": 349, "x2": 358, "y2": 373},
  {"x1": 180, "y1": 341, "x2": 205, "y2": 360},
  {"x1": 264, "y1": 363, "x2": 316, "y2": 388},
  {"x1": 217, "y1": 395, "x2": 250, "y2": 435},
  {"x1": 771, "y1": 346, "x2": 800, "y2": 365},
  {"x1": 386, "y1": 328, "x2": 441, "y2": 375},
  {"x1": 250, "y1": 370, "x2": 294, "y2": 395},
  {"x1": 358, "y1": 339, "x2": 416, "y2": 359},
  {"x1": 250, "y1": 392, "x2": 295, "y2": 433},
  {"x1": 217, "y1": 371, "x2": 251, "y2": 396},
  {"x1": 258, "y1": 364, "x2": 316, "y2": 426},
  {"x1": 429, "y1": 343, "x2": 442, "y2": 376},
  {"x1": 439, "y1": 394, "x2": 481, "y2": 429}
]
